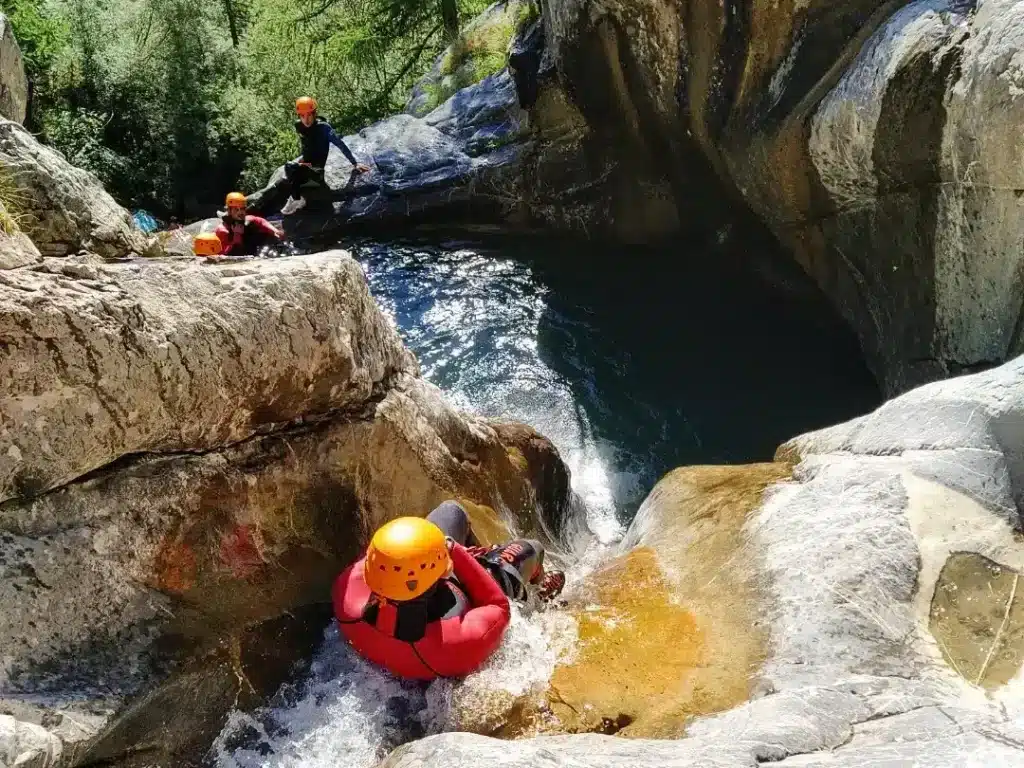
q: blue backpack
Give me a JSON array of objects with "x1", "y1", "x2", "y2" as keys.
[{"x1": 132, "y1": 210, "x2": 159, "y2": 234}]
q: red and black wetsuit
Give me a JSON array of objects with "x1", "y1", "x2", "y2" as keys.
[
  {"x1": 215, "y1": 214, "x2": 280, "y2": 256},
  {"x1": 333, "y1": 542, "x2": 511, "y2": 681}
]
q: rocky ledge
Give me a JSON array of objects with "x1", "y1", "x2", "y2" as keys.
[
  {"x1": 0, "y1": 251, "x2": 572, "y2": 767},
  {"x1": 229, "y1": 0, "x2": 1024, "y2": 400},
  {"x1": 390, "y1": 355, "x2": 1024, "y2": 765}
]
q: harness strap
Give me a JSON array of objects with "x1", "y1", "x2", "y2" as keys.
[
  {"x1": 337, "y1": 597, "x2": 450, "y2": 679},
  {"x1": 409, "y1": 641, "x2": 448, "y2": 679}
]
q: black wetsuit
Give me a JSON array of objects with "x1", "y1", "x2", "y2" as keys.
[
  {"x1": 285, "y1": 117, "x2": 358, "y2": 199},
  {"x1": 427, "y1": 500, "x2": 545, "y2": 602}
]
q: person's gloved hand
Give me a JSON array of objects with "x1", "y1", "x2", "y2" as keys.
[{"x1": 464, "y1": 544, "x2": 495, "y2": 559}]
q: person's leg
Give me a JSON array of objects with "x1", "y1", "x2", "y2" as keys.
[
  {"x1": 494, "y1": 539, "x2": 545, "y2": 584},
  {"x1": 426, "y1": 500, "x2": 472, "y2": 545},
  {"x1": 284, "y1": 161, "x2": 304, "y2": 200},
  {"x1": 486, "y1": 539, "x2": 565, "y2": 602}
]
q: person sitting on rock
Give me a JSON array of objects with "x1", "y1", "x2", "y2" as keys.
[
  {"x1": 215, "y1": 192, "x2": 283, "y2": 256},
  {"x1": 333, "y1": 500, "x2": 565, "y2": 680},
  {"x1": 280, "y1": 96, "x2": 371, "y2": 216}
]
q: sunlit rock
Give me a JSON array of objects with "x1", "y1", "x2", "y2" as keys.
[
  {"x1": 0, "y1": 250, "x2": 572, "y2": 765},
  {"x1": 0, "y1": 120, "x2": 152, "y2": 261},
  {"x1": 0, "y1": 15, "x2": 27, "y2": 124},
  {"x1": 387, "y1": 356, "x2": 1024, "y2": 766}
]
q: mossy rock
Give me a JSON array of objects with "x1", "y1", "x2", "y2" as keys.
[{"x1": 406, "y1": 0, "x2": 540, "y2": 117}]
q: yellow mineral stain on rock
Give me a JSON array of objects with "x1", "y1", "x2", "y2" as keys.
[
  {"x1": 459, "y1": 498, "x2": 512, "y2": 546},
  {"x1": 546, "y1": 546, "x2": 708, "y2": 738},
  {"x1": 930, "y1": 552, "x2": 1024, "y2": 689},
  {"x1": 462, "y1": 462, "x2": 790, "y2": 740}
]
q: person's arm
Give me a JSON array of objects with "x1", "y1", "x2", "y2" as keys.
[
  {"x1": 326, "y1": 124, "x2": 370, "y2": 173},
  {"x1": 214, "y1": 224, "x2": 232, "y2": 256},
  {"x1": 248, "y1": 215, "x2": 283, "y2": 240},
  {"x1": 325, "y1": 123, "x2": 358, "y2": 165},
  {"x1": 426, "y1": 544, "x2": 510, "y2": 677},
  {"x1": 294, "y1": 120, "x2": 305, "y2": 164}
]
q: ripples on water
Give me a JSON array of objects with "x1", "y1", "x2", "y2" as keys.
[{"x1": 215, "y1": 236, "x2": 880, "y2": 767}]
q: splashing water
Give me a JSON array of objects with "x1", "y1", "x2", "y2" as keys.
[
  {"x1": 213, "y1": 605, "x2": 577, "y2": 768},
  {"x1": 213, "y1": 237, "x2": 879, "y2": 766}
]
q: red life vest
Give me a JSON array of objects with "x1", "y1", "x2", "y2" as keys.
[
  {"x1": 332, "y1": 543, "x2": 511, "y2": 680},
  {"x1": 215, "y1": 214, "x2": 278, "y2": 256}
]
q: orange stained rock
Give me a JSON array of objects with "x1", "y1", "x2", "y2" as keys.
[
  {"x1": 459, "y1": 498, "x2": 512, "y2": 546},
  {"x1": 547, "y1": 547, "x2": 708, "y2": 737},
  {"x1": 546, "y1": 463, "x2": 792, "y2": 738},
  {"x1": 151, "y1": 534, "x2": 198, "y2": 594}
]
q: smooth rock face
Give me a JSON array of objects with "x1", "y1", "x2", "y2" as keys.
[
  {"x1": 0, "y1": 120, "x2": 150, "y2": 260},
  {"x1": 530, "y1": 0, "x2": 1024, "y2": 394},
  {"x1": 0, "y1": 715, "x2": 62, "y2": 768},
  {"x1": 0, "y1": 251, "x2": 414, "y2": 504},
  {"x1": 244, "y1": 71, "x2": 530, "y2": 243},
  {"x1": 388, "y1": 357, "x2": 1024, "y2": 766},
  {"x1": 0, "y1": 15, "x2": 27, "y2": 124},
  {"x1": 0, "y1": 250, "x2": 572, "y2": 763},
  {"x1": 444, "y1": 464, "x2": 785, "y2": 740}
]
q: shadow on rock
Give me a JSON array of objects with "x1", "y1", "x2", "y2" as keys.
[
  {"x1": 70, "y1": 604, "x2": 334, "y2": 768},
  {"x1": 518, "y1": 231, "x2": 881, "y2": 516}
]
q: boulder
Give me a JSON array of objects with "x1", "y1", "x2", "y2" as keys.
[
  {"x1": 522, "y1": 0, "x2": 1024, "y2": 395},
  {"x1": 243, "y1": 74, "x2": 533, "y2": 246},
  {"x1": 387, "y1": 355, "x2": 1024, "y2": 765},
  {"x1": 0, "y1": 120, "x2": 151, "y2": 261},
  {"x1": 0, "y1": 250, "x2": 573, "y2": 763},
  {"x1": 0, "y1": 715, "x2": 62, "y2": 768},
  {"x1": 0, "y1": 229, "x2": 40, "y2": 270},
  {"x1": 0, "y1": 251, "x2": 414, "y2": 504},
  {"x1": 0, "y1": 15, "x2": 27, "y2": 124}
]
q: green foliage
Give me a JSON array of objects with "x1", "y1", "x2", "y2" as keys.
[
  {"x1": 416, "y1": 0, "x2": 536, "y2": 114},
  {"x1": 0, "y1": 167, "x2": 27, "y2": 235},
  {"x1": 2, "y1": 0, "x2": 511, "y2": 217},
  {"x1": 1, "y1": 0, "x2": 69, "y2": 79}
]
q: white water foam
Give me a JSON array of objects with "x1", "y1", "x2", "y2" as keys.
[{"x1": 212, "y1": 603, "x2": 579, "y2": 768}]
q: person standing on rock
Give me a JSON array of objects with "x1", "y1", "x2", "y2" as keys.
[
  {"x1": 280, "y1": 96, "x2": 371, "y2": 216},
  {"x1": 333, "y1": 500, "x2": 565, "y2": 680},
  {"x1": 215, "y1": 192, "x2": 284, "y2": 257}
]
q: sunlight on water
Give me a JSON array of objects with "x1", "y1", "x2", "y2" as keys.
[
  {"x1": 356, "y1": 243, "x2": 631, "y2": 543},
  {"x1": 211, "y1": 236, "x2": 880, "y2": 766},
  {"x1": 213, "y1": 605, "x2": 577, "y2": 768}
]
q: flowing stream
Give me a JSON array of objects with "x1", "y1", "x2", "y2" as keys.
[{"x1": 213, "y1": 235, "x2": 880, "y2": 767}]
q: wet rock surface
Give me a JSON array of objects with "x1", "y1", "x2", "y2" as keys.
[
  {"x1": 240, "y1": 71, "x2": 531, "y2": 245},
  {"x1": 386, "y1": 356, "x2": 1024, "y2": 765},
  {"x1": 0, "y1": 250, "x2": 572, "y2": 765}
]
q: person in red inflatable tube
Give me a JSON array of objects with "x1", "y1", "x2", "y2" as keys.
[{"x1": 332, "y1": 500, "x2": 565, "y2": 680}]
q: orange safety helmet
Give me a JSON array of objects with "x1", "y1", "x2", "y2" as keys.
[
  {"x1": 193, "y1": 232, "x2": 222, "y2": 257},
  {"x1": 225, "y1": 191, "x2": 246, "y2": 209},
  {"x1": 295, "y1": 96, "x2": 318, "y2": 116},
  {"x1": 364, "y1": 517, "x2": 450, "y2": 601}
]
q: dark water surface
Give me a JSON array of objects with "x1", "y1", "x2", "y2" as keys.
[
  {"x1": 213, "y1": 233, "x2": 881, "y2": 767},
  {"x1": 351, "y1": 235, "x2": 880, "y2": 535}
]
